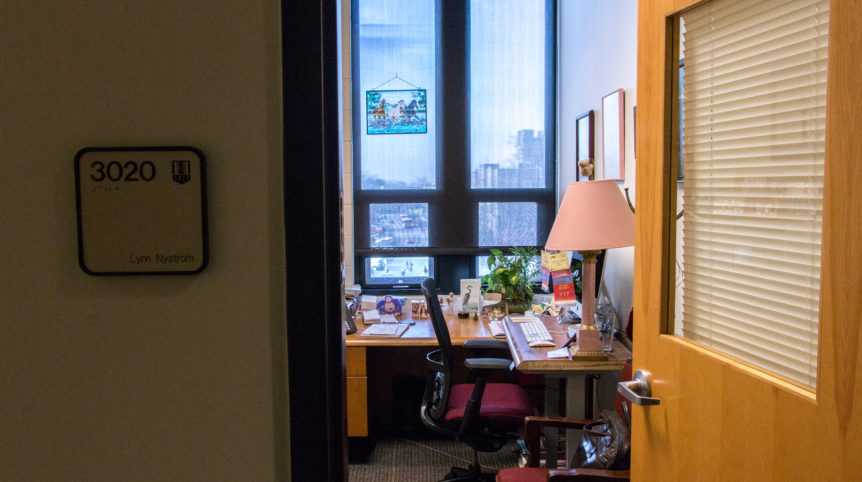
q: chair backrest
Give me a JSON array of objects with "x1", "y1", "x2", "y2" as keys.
[{"x1": 420, "y1": 278, "x2": 454, "y2": 423}]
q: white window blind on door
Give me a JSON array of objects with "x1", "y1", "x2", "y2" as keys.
[{"x1": 678, "y1": 0, "x2": 828, "y2": 388}]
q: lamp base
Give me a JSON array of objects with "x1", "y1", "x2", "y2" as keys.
[
  {"x1": 569, "y1": 324, "x2": 608, "y2": 360},
  {"x1": 568, "y1": 348, "x2": 609, "y2": 360}
]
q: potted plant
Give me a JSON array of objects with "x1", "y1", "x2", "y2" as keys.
[{"x1": 481, "y1": 247, "x2": 541, "y2": 315}]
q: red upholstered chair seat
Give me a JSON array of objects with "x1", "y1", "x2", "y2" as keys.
[
  {"x1": 496, "y1": 467, "x2": 548, "y2": 482},
  {"x1": 444, "y1": 382, "x2": 533, "y2": 428}
]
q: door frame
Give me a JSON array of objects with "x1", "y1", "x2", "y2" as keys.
[{"x1": 283, "y1": 0, "x2": 347, "y2": 480}]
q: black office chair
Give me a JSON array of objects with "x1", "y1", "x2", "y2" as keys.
[{"x1": 420, "y1": 278, "x2": 533, "y2": 481}]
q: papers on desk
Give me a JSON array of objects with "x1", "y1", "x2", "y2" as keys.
[
  {"x1": 360, "y1": 295, "x2": 378, "y2": 312},
  {"x1": 360, "y1": 323, "x2": 409, "y2": 337},
  {"x1": 361, "y1": 309, "x2": 381, "y2": 324},
  {"x1": 548, "y1": 347, "x2": 571, "y2": 359},
  {"x1": 488, "y1": 320, "x2": 506, "y2": 339}
]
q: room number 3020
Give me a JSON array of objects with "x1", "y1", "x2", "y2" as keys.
[{"x1": 89, "y1": 160, "x2": 156, "y2": 182}]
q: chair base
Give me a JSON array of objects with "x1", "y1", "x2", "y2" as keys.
[{"x1": 440, "y1": 464, "x2": 497, "y2": 482}]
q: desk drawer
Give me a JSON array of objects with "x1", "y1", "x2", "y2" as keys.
[
  {"x1": 346, "y1": 347, "x2": 368, "y2": 436},
  {"x1": 346, "y1": 377, "x2": 368, "y2": 436},
  {"x1": 346, "y1": 347, "x2": 366, "y2": 377}
]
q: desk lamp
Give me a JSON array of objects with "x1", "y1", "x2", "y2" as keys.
[{"x1": 546, "y1": 180, "x2": 634, "y2": 359}]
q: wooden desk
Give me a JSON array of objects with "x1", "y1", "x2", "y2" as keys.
[
  {"x1": 502, "y1": 315, "x2": 631, "y2": 466},
  {"x1": 345, "y1": 314, "x2": 495, "y2": 437},
  {"x1": 503, "y1": 315, "x2": 630, "y2": 376}
]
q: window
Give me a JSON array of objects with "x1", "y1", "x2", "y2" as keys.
[
  {"x1": 671, "y1": 0, "x2": 828, "y2": 388},
  {"x1": 352, "y1": 0, "x2": 556, "y2": 292}
]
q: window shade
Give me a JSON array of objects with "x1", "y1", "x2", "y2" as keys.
[{"x1": 678, "y1": 0, "x2": 828, "y2": 388}]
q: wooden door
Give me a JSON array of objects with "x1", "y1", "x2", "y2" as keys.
[{"x1": 633, "y1": 0, "x2": 862, "y2": 480}]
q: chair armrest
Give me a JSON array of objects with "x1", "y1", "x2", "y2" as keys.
[
  {"x1": 523, "y1": 416, "x2": 591, "y2": 467},
  {"x1": 463, "y1": 357, "x2": 513, "y2": 371},
  {"x1": 463, "y1": 338, "x2": 510, "y2": 351},
  {"x1": 547, "y1": 469, "x2": 631, "y2": 481}
]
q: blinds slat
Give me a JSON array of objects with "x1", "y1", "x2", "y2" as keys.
[
  {"x1": 683, "y1": 282, "x2": 817, "y2": 332},
  {"x1": 683, "y1": 239, "x2": 821, "y2": 262},
  {"x1": 684, "y1": 0, "x2": 828, "y2": 44},
  {"x1": 684, "y1": 263, "x2": 819, "y2": 304},
  {"x1": 684, "y1": 216, "x2": 821, "y2": 239},
  {"x1": 682, "y1": 316, "x2": 817, "y2": 371},
  {"x1": 685, "y1": 14, "x2": 828, "y2": 55},
  {"x1": 683, "y1": 115, "x2": 825, "y2": 145},
  {"x1": 683, "y1": 59, "x2": 827, "y2": 97},
  {"x1": 683, "y1": 227, "x2": 822, "y2": 256},
  {"x1": 684, "y1": 201, "x2": 822, "y2": 220},
  {"x1": 683, "y1": 97, "x2": 826, "y2": 128},
  {"x1": 683, "y1": 130, "x2": 824, "y2": 152},
  {"x1": 683, "y1": 307, "x2": 816, "y2": 357},
  {"x1": 683, "y1": 259, "x2": 822, "y2": 294},
  {"x1": 683, "y1": 151, "x2": 824, "y2": 169},
  {"x1": 683, "y1": 313, "x2": 817, "y2": 365}
]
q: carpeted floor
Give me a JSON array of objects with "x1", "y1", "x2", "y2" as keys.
[{"x1": 348, "y1": 437, "x2": 522, "y2": 482}]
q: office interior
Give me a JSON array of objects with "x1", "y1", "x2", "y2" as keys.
[{"x1": 2, "y1": 0, "x2": 860, "y2": 481}]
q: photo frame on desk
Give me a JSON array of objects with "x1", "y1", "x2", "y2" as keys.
[
  {"x1": 460, "y1": 278, "x2": 481, "y2": 313},
  {"x1": 602, "y1": 89, "x2": 625, "y2": 180},
  {"x1": 575, "y1": 110, "x2": 594, "y2": 182}
]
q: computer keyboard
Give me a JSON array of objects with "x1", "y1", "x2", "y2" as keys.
[{"x1": 519, "y1": 319, "x2": 553, "y2": 343}]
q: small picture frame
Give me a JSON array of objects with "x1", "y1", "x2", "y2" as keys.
[
  {"x1": 366, "y1": 89, "x2": 428, "y2": 135},
  {"x1": 575, "y1": 110, "x2": 595, "y2": 182},
  {"x1": 602, "y1": 88, "x2": 625, "y2": 180},
  {"x1": 412, "y1": 298, "x2": 428, "y2": 318},
  {"x1": 459, "y1": 278, "x2": 482, "y2": 313}
]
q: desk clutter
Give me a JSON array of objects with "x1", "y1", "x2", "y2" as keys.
[
  {"x1": 357, "y1": 294, "x2": 409, "y2": 323},
  {"x1": 350, "y1": 293, "x2": 426, "y2": 338},
  {"x1": 355, "y1": 292, "x2": 462, "y2": 324},
  {"x1": 359, "y1": 323, "x2": 409, "y2": 337}
]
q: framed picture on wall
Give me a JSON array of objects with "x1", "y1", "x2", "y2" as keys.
[
  {"x1": 602, "y1": 89, "x2": 625, "y2": 180},
  {"x1": 575, "y1": 110, "x2": 594, "y2": 182}
]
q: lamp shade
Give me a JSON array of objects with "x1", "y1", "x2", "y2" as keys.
[{"x1": 545, "y1": 180, "x2": 634, "y2": 251}]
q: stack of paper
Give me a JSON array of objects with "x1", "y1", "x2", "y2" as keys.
[
  {"x1": 488, "y1": 320, "x2": 506, "y2": 339},
  {"x1": 362, "y1": 309, "x2": 381, "y2": 324},
  {"x1": 360, "y1": 324, "x2": 409, "y2": 337},
  {"x1": 345, "y1": 284, "x2": 362, "y2": 298},
  {"x1": 360, "y1": 295, "x2": 378, "y2": 311}
]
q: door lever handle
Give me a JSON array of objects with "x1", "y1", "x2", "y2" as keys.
[{"x1": 617, "y1": 369, "x2": 661, "y2": 406}]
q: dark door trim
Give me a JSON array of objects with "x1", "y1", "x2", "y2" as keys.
[{"x1": 283, "y1": 0, "x2": 346, "y2": 479}]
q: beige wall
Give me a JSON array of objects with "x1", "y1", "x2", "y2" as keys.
[
  {"x1": 558, "y1": 0, "x2": 638, "y2": 329},
  {"x1": 0, "y1": 2, "x2": 288, "y2": 480},
  {"x1": 340, "y1": 0, "x2": 355, "y2": 286}
]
